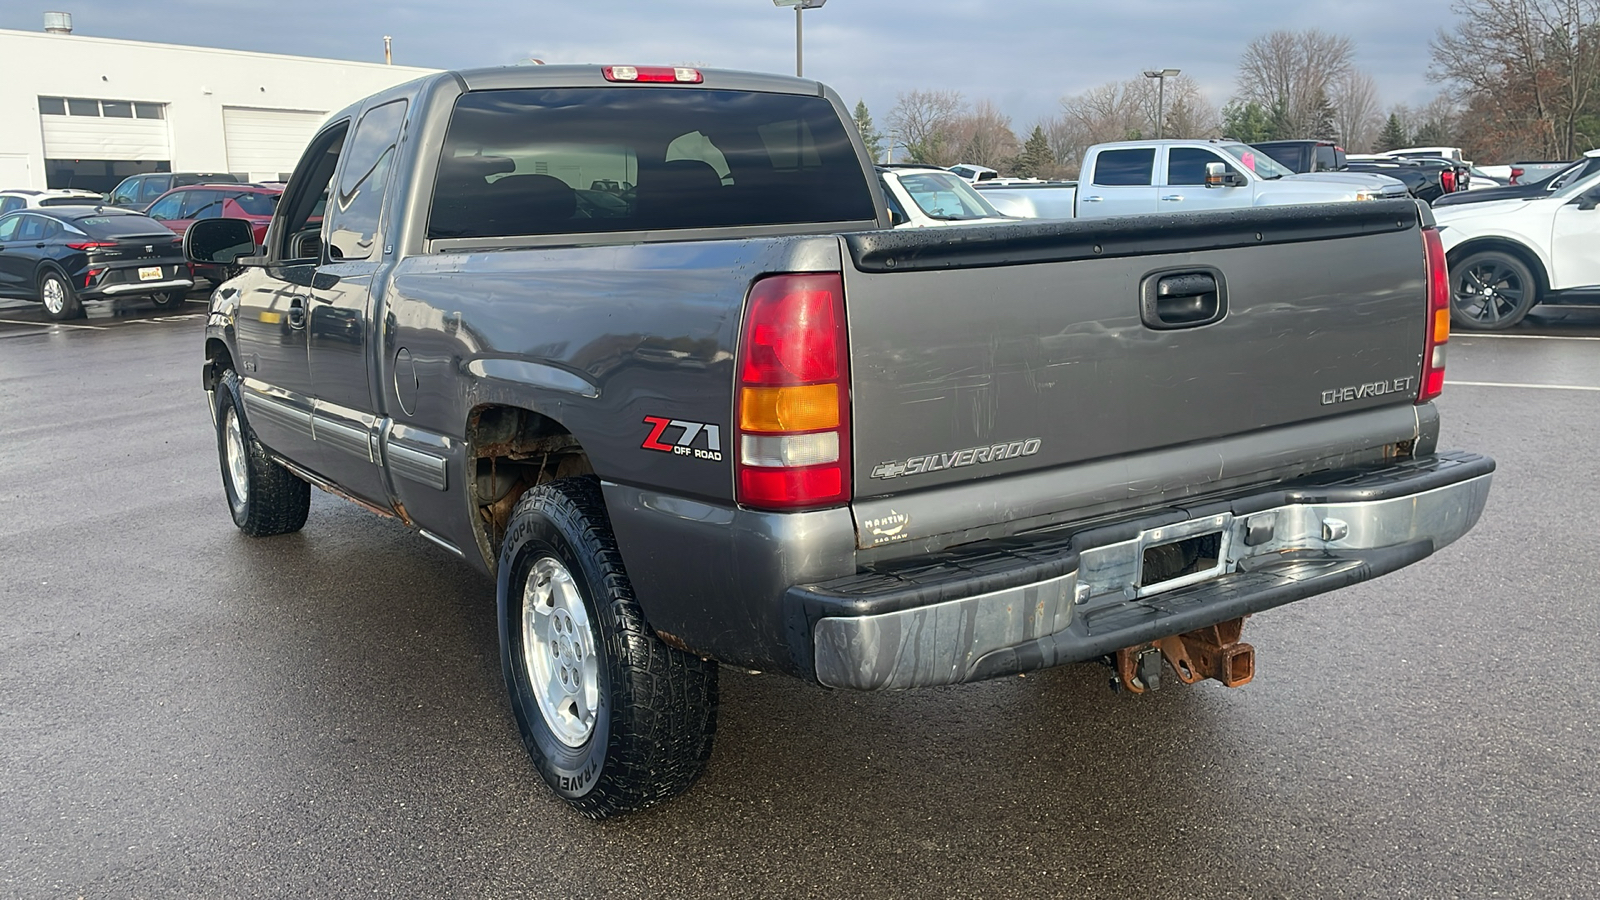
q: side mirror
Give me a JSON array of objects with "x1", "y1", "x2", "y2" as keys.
[
  {"x1": 1205, "y1": 162, "x2": 1246, "y2": 188},
  {"x1": 888, "y1": 207, "x2": 909, "y2": 227},
  {"x1": 1576, "y1": 194, "x2": 1599, "y2": 211},
  {"x1": 185, "y1": 217, "x2": 259, "y2": 266}
]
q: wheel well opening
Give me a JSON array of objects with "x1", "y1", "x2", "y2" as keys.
[
  {"x1": 205, "y1": 339, "x2": 234, "y2": 391},
  {"x1": 466, "y1": 405, "x2": 594, "y2": 566},
  {"x1": 1447, "y1": 240, "x2": 1549, "y2": 296}
]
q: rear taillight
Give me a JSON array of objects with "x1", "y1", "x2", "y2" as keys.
[
  {"x1": 83, "y1": 268, "x2": 102, "y2": 287},
  {"x1": 1419, "y1": 227, "x2": 1449, "y2": 403},
  {"x1": 1441, "y1": 168, "x2": 1457, "y2": 192},
  {"x1": 735, "y1": 273, "x2": 850, "y2": 510},
  {"x1": 66, "y1": 241, "x2": 115, "y2": 250},
  {"x1": 1510, "y1": 167, "x2": 1524, "y2": 185}
]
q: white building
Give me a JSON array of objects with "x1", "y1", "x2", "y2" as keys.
[{"x1": 0, "y1": 19, "x2": 437, "y2": 192}]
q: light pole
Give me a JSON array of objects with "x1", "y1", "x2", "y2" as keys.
[
  {"x1": 1142, "y1": 68, "x2": 1181, "y2": 139},
  {"x1": 773, "y1": 0, "x2": 827, "y2": 77}
]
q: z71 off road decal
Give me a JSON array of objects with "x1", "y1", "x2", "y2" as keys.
[
  {"x1": 870, "y1": 438, "x2": 1041, "y2": 480},
  {"x1": 641, "y1": 416, "x2": 723, "y2": 461}
]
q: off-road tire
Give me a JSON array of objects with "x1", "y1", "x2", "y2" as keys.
[
  {"x1": 1450, "y1": 251, "x2": 1538, "y2": 331},
  {"x1": 39, "y1": 269, "x2": 83, "y2": 321},
  {"x1": 214, "y1": 369, "x2": 310, "y2": 537},
  {"x1": 497, "y1": 476, "x2": 718, "y2": 819}
]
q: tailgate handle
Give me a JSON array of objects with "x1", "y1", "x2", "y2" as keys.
[{"x1": 1142, "y1": 270, "x2": 1225, "y2": 330}]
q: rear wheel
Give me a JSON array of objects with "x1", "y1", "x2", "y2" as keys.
[
  {"x1": 498, "y1": 477, "x2": 718, "y2": 818},
  {"x1": 149, "y1": 289, "x2": 187, "y2": 309},
  {"x1": 1450, "y1": 251, "x2": 1537, "y2": 330},
  {"x1": 38, "y1": 270, "x2": 83, "y2": 321},
  {"x1": 214, "y1": 369, "x2": 310, "y2": 536}
]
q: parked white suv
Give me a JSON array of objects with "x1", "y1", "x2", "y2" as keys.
[
  {"x1": 1433, "y1": 167, "x2": 1600, "y2": 329},
  {"x1": 0, "y1": 189, "x2": 104, "y2": 215}
]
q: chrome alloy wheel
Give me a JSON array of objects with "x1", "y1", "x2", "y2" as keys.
[
  {"x1": 41, "y1": 277, "x2": 65, "y2": 316},
  {"x1": 224, "y1": 404, "x2": 249, "y2": 508},
  {"x1": 522, "y1": 556, "x2": 600, "y2": 747}
]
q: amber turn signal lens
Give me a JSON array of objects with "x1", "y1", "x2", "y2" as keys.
[
  {"x1": 739, "y1": 384, "x2": 839, "y2": 433},
  {"x1": 1434, "y1": 307, "x2": 1450, "y2": 344}
]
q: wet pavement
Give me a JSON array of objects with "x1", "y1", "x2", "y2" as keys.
[{"x1": 1, "y1": 298, "x2": 1597, "y2": 898}]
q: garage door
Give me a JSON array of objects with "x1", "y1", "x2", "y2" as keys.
[
  {"x1": 41, "y1": 109, "x2": 171, "y2": 161},
  {"x1": 223, "y1": 107, "x2": 328, "y2": 182}
]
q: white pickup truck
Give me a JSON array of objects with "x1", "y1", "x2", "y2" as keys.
[{"x1": 977, "y1": 139, "x2": 1408, "y2": 219}]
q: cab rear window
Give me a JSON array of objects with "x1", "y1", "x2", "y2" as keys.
[{"x1": 428, "y1": 88, "x2": 876, "y2": 239}]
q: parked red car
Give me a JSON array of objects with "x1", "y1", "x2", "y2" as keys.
[{"x1": 144, "y1": 184, "x2": 281, "y2": 284}]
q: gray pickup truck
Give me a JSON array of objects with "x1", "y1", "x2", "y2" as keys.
[{"x1": 186, "y1": 64, "x2": 1493, "y2": 818}]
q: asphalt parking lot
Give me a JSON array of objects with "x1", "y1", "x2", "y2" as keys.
[{"x1": 1, "y1": 295, "x2": 1597, "y2": 899}]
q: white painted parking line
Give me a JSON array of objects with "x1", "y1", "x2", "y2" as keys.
[
  {"x1": 1456, "y1": 333, "x2": 1600, "y2": 341},
  {"x1": 1446, "y1": 380, "x2": 1600, "y2": 392},
  {"x1": 0, "y1": 318, "x2": 105, "y2": 330}
]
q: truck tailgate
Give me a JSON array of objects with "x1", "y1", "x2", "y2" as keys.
[{"x1": 841, "y1": 201, "x2": 1429, "y2": 517}]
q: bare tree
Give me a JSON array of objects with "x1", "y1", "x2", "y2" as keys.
[
  {"x1": 1153, "y1": 76, "x2": 1223, "y2": 139},
  {"x1": 1432, "y1": 0, "x2": 1600, "y2": 159},
  {"x1": 1331, "y1": 70, "x2": 1382, "y2": 151},
  {"x1": 887, "y1": 90, "x2": 966, "y2": 165},
  {"x1": 949, "y1": 99, "x2": 1020, "y2": 168},
  {"x1": 1236, "y1": 29, "x2": 1356, "y2": 136},
  {"x1": 1045, "y1": 76, "x2": 1221, "y2": 175}
]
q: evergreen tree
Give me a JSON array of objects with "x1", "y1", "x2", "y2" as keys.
[
  {"x1": 1266, "y1": 100, "x2": 1295, "y2": 140},
  {"x1": 1222, "y1": 100, "x2": 1272, "y2": 143},
  {"x1": 1412, "y1": 118, "x2": 1451, "y2": 147},
  {"x1": 1376, "y1": 113, "x2": 1409, "y2": 152},
  {"x1": 1013, "y1": 125, "x2": 1055, "y2": 178},
  {"x1": 853, "y1": 100, "x2": 885, "y2": 163},
  {"x1": 1310, "y1": 89, "x2": 1339, "y2": 142}
]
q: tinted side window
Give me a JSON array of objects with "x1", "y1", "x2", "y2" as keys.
[
  {"x1": 184, "y1": 190, "x2": 227, "y2": 220},
  {"x1": 0, "y1": 197, "x2": 21, "y2": 215},
  {"x1": 1314, "y1": 145, "x2": 1337, "y2": 171},
  {"x1": 232, "y1": 192, "x2": 279, "y2": 216},
  {"x1": 328, "y1": 99, "x2": 407, "y2": 261},
  {"x1": 429, "y1": 88, "x2": 876, "y2": 239},
  {"x1": 111, "y1": 180, "x2": 139, "y2": 204},
  {"x1": 139, "y1": 177, "x2": 170, "y2": 202},
  {"x1": 145, "y1": 193, "x2": 184, "y2": 220},
  {"x1": 1092, "y1": 149, "x2": 1155, "y2": 186},
  {"x1": 1167, "y1": 148, "x2": 1232, "y2": 185},
  {"x1": 0, "y1": 216, "x2": 17, "y2": 241},
  {"x1": 276, "y1": 123, "x2": 350, "y2": 262},
  {"x1": 16, "y1": 215, "x2": 47, "y2": 241}
]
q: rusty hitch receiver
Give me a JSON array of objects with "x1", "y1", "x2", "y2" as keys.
[{"x1": 1111, "y1": 617, "x2": 1256, "y2": 693}]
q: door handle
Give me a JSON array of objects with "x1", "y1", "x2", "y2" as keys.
[
  {"x1": 1140, "y1": 270, "x2": 1226, "y2": 330},
  {"x1": 1082, "y1": 195, "x2": 1103, "y2": 202},
  {"x1": 287, "y1": 296, "x2": 307, "y2": 330},
  {"x1": 1161, "y1": 195, "x2": 1184, "y2": 202}
]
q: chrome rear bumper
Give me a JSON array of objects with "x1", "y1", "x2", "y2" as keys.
[{"x1": 799, "y1": 451, "x2": 1494, "y2": 690}]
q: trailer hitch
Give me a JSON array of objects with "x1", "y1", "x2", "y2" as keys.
[{"x1": 1111, "y1": 617, "x2": 1255, "y2": 693}]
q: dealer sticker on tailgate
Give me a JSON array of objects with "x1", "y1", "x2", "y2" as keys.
[{"x1": 138, "y1": 266, "x2": 163, "y2": 281}]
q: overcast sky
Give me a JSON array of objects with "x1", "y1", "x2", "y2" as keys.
[{"x1": 2, "y1": 0, "x2": 1462, "y2": 132}]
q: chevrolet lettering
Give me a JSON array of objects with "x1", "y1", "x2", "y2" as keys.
[{"x1": 1321, "y1": 377, "x2": 1417, "y2": 405}]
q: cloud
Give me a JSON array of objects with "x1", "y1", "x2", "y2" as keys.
[{"x1": 1, "y1": 0, "x2": 1457, "y2": 130}]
